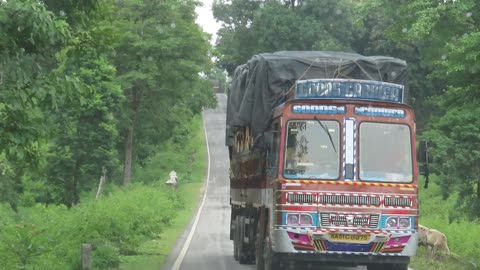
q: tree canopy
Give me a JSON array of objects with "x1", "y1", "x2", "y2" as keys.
[{"x1": 0, "y1": 0, "x2": 216, "y2": 208}]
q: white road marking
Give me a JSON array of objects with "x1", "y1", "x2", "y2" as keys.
[{"x1": 171, "y1": 113, "x2": 212, "y2": 270}]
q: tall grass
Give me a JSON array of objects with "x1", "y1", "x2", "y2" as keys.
[
  {"x1": 412, "y1": 176, "x2": 480, "y2": 270},
  {"x1": 119, "y1": 115, "x2": 207, "y2": 269}
]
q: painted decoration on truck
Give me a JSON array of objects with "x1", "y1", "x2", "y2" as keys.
[
  {"x1": 295, "y1": 79, "x2": 404, "y2": 103},
  {"x1": 292, "y1": 105, "x2": 345, "y2": 114},
  {"x1": 355, "y1": 107, "x2": 405, "y2": 118}
]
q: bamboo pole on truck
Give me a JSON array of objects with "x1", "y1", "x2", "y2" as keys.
[{"x1": 245, "y1": 126, "x2": 251, "y2": 151}]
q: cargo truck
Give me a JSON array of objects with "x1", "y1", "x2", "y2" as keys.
[{"x1": 226, "y1": 51, "x2": 420, "y2": 270}]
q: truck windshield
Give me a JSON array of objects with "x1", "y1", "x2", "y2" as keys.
[
  {"x1": 284, "y1": 120, "x2": 340, "y2": 179},
  {"x1": 359, "y1": 122, "x2": 413, "y2": 182}
]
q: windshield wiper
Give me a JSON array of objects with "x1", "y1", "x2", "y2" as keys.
[{"x1": 314, "y1": 116, "x2": 337, "y2": 153}]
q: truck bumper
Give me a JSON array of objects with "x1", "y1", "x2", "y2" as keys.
[
  {"x1": 271, "y1": 228, "x2": 417, "y2": 266},
  {"x1": 272, "y1": 252, "x2": 410, "y2": 268}
]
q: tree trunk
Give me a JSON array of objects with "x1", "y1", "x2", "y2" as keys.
[
  {"x1": 73, "y1": 159, "x2": 81, "y2": 205},
  {"x1": 123, "y1": 88, "x2": 141, "y2": 186},
  {"x1": 64, "y1": 177, "x2": 73, "y2": 208},
  {"x1": 65, "y1": 159, "x2": 81, "y2": 207},
  {"x1": 477, "y1": 176, "x2": 480, "y2": 199},
  {"x1": 123, "y1": 125, "x2": 134, "y2": 186}
]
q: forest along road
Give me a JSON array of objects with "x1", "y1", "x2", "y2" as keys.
[{"x1": 162, "y1": 94, "x2": 410, "y2": 270}]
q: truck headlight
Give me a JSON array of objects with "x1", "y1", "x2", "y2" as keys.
[
  {"x1": 385, "y1": 217, "x2": 411, "y2": 229},
  {"x1": 286, "y1": 213, "x2": 314, "y2": 226},
  {"x1": 287, "y1": 214, "x2": 299, "y2": 225},
  {"x1": 300, "y1": 214, "x2": 313, "y2": 226},
  {"x1": 399, "y1": 218, "x2": 410, "y2": 228},
  {"x1": 386, "y1": 217, "x2": 398, "y2": 228}
]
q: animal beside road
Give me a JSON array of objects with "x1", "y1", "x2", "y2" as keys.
[
  {"x1": 418, "y1": 224, "x2": 451, "y2": 256},
  {"x1": 418, "y1": 224, "x2": 429, "y2": 247}
]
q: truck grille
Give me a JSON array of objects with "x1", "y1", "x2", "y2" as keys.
[
  {"x1": 287, "y1": 193, "x2": 316, "y2": 204},
  {"x1": 283, "y1": 192, "x2": 413, "y2": 208},
  {"x1": 320, "y1": 213, "x2": 379, "y2": 228},
  {"x1": 318, "y1": 194, "x2": 380, "y2": 206},
  {"x1": 384, "y1": 196, "x2": 412, "y2": 207}
]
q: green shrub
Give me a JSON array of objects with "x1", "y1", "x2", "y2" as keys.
[
  {"x1": 134, "y1": 115, "x2": 206, "y2": 185},
  {"x1": 417, "y1": 177, "x2": 480, "y2": 267},
  {"x1": 93, "y1": 243, "x2": 120, "y2": 269},
  {"x1": 0, "y1": 183, "x2": 182, "y2": 269}
]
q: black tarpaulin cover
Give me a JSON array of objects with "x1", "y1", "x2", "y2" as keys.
[{"x1": 225, "y1": 51, "x2": 408, "y2": 147}]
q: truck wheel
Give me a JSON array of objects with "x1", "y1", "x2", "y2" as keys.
[
  {"x1": 238, "y1": 216, "x2": 249, "y2": 264},
  {"x1": 390, "y1": 264, "x2": 408, "y2": 270},
  {"x1": 263, "y1": 236, "x2": 279, "y2": 270},
  {"x1": 233, "y1": 216, "x2": 240, "y2": 261},
  {"x1": 368, "y1": 263, "x2": 408, "y2": 270},
  {"x1": 255, "y1": 232, "x2": 265, "y2": 270}
]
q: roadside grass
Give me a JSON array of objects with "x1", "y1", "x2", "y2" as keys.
[
  {"x1": 118, "y1": 116, "x2": 207, "y2": 269},
  {"x1": 118, "y1": 182, "x2": 203, "y2": 270},
  {"x1": 0, "y1": 183, "x2": 183, "y2": 270},
  {"x1": 411, "y1": 177, "x2": 480, "y2": 270},
  {"x1": 412, "y1": 246, "x2": 477, "y2": 270}
]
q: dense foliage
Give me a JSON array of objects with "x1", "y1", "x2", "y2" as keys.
[
  {"x1": 213, "y1": 0, "x2": 480, "y2": 220},
  {"x1": 1, "y1": 0, "x2": 216, "y2": 267},
  {"x1": 413, "y1": 179, "x2": 479, "y2": 269},
  {"x1": 0, "y1": 184, "x2": 181, "y2": 269},
  {"x1": 0, "y1": 113, "x2": 206, "y2": 269},
  {"x1": 0, "y1": 0, "x2": 216, "y2": 208}
]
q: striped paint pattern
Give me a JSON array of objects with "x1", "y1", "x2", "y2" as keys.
[
  {"x1": 276, "y1": 227, "x2": 414, "y2": 234},
  {"x1": 293, "y1": 250, "x2": 403, "y2": 256},
  {"x1": 282, "y1": 191, "x2": 415, "y2": 209},
  {"x1": 278, "y1": 179, "x2": 417, "y2": 188}
]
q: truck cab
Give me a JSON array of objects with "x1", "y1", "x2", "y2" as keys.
[{"x1": 263, "y1": 79, "x2": 418, "y2": 270}]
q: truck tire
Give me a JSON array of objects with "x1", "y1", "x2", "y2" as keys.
[
  {"x1": 255, "y1": 232, "x2": 265, "y2": 270},
  {"x1": 238, "y1": 216, "x2": 249, "y2": 264},
  {"x1": 391, "y1": 264, "x2": 408, "y2": 270},
  {"x1": 233, "y1": 216, "x2": 240, "y2": 261},
  {"x1": 368, "y1": 263, "x2": 408, "y2": 270},
  {"x1": 263, "y1": 236, "x2": 279, "y2": 270}
]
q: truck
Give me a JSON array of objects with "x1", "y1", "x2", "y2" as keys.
[{"x1": 226, "y1": 51, "x2": 421, "y2": 270}]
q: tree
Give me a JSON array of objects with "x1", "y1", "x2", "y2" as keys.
[
  {"x1": 112, "y1": 0, "x2": 214, "y2": 185},
  {"x1": 423, "y1": 105, "x2": 480, "y2": 220},
  {"x1": 0, "y1": 0, "x2": 69, "y2": 209},
  {"x1": 1, "y1": 0, "x2": 216, "y2": 207},
  {"x1": 47, "y1": 31, "x2": 123, "y2": 206},
  {"x1": 376, "y1": 0, "x2": 480, "y2": 218},
  {"x1": 213, "y1": 0, "x2": 263, "y2": 74},
  {"x1": 351, "y1": 0, "x2": 444, "y2": 128},
  {"x1": 213, "y1": 0, "x2": 357, "y2": 75}
]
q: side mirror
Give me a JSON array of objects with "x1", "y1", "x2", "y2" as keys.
[{"x1": 418, "y1": 141, "x2": 430, "y2": 189}]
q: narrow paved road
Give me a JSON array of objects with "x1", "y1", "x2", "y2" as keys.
[
  {"x1": 163, "y1": 94, "x2": 252, "y2": 270},
  {"x1": 163, "y1": 94, "x2": 384, "y2": 270}
]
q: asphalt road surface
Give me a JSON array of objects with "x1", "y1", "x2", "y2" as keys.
[{"x1": 162, "y1": 94, "x2": 377, "y2": 270}]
